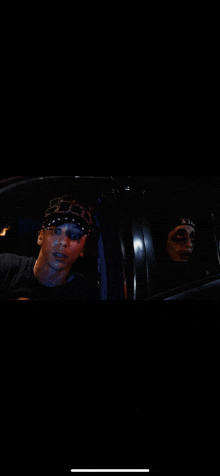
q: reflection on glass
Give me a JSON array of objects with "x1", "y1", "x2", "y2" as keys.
[{"x1": 134, "y1": 238, "x2": 144, "y2": 255}]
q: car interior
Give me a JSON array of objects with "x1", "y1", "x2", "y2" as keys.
[
  {"x1": 1, "y1": 177, "x2": 220, "y2": 300},
  {"x1": 146, "y1": 212, "x2": 220, "y2": 299},
  {"x1": 0, "y1": 177, "x2": 128, "y2": 301}
]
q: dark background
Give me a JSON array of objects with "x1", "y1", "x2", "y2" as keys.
[
  {"x1": 1, "y1": 177, "x2": 220, "y2": 474},
  {"x1": 1, "y1": 176, "x2": 220, "y2": 216},
  {"x1": 1, "y1": 306, "x2": 219, "y2": 474}
]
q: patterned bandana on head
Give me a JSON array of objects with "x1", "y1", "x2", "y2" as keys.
[
  {"x1": 161, "y1": 217, "x2": 196, "y2": 240},
  {"x1": 42, "y1": 196, "x2": 94, "y2": 236},
  {"x1": 174, "y1": 218, "x2": 196, "y2": 230}
]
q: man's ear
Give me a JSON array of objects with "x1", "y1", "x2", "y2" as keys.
[
  {"x1": 80, "y1": 235, "x2": 87, "y2": 257},
  {"x1": 37, "y1": 230, "x2": 44, "y2": 246}
]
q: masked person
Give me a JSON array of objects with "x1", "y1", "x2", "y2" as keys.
[
  {"x1": 0, "y1": 196, "x2": 99, "y2": 300},
  {"x1": 166, "y1": 218, "x2": 196, "y2": 263},
  {"x1": 151, "y1": 217, "x2": 206, "y2": 295}
]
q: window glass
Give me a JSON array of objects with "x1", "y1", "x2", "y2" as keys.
[{"x1": 148, "y1": 213, "x2": 220, "y2": 296}]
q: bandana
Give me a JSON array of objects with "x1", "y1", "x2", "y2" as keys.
[
  {"x1": 170, "y1": 218, "x2": 196, "y2": 231},
  {"x1": 156, "y1": 216, "x2": 196, "y2": 242},
  {"x1": 42, "y1": 196, "x2": 94, "y2": 235},
  {"x1": 171, "y1": 218, "x2": 196, "y2": 231},
  {"x1": 163, "y1": 217, "x2": 196, "y2": 240}
]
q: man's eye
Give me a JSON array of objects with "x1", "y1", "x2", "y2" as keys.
[
  {"x1": 70, "y1": 234, "x2": 81, "y2": 241},
  {"x1": 175, "y1": 234, "x2": 183, "y2": 239},
  {"x1": 173, "y1": 234, "x2": 186, "y2": 242}
]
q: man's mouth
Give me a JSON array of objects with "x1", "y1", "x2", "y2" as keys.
[
  {"x1": 52, "y1": 252, "x2": 68, "y2": 260},
  {"x1": 181, "y1": 250, "x2": 193, "y2": 257}
]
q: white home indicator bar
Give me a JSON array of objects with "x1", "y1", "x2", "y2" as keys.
[{"x1": 71, "y1": 471, "x2": 150, "y2": 473}]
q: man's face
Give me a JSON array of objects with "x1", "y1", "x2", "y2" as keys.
[
  {"x1": 166, "y1": 225, "x2": 195, "y2": 262},
  {"x1": 37, "y1": 223, "x2": 87, "y2": 271}
]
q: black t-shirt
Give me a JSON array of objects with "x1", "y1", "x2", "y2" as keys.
[
  {"x1": 151, "y1": 254, "x2": 209, "y2": 296},
  {"x1": 0, "y1": 254, "x2": 100, "y2": 300}
]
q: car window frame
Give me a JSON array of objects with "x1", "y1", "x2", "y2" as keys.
[{"x1": 132, "y1": 215, "x2": 220, "y2": 300}]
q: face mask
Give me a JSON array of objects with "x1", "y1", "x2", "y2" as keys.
[
  {"x1": 167, "y1": 225, "x2": 196, "y2": 262},
  {"x1": 171, "y1": 229, "x2": 195, "y2": 244}
]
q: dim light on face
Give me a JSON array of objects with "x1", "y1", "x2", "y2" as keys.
[
  {"x1": 37, "y1": 223, "x2": 87, "y2": 272},
  {"x1": 166, "y1": 225, "x2": 195, "y2": 262}
]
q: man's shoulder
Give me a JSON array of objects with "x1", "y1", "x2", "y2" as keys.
[
  {"x1": 0, "y1": 254, "x2": 33, "y2": 271},
  {"x1": 0, "y1": 253, "x2": 22, "y2": 267}
]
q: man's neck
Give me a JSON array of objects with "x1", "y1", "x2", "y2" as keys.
[{"x1": 33, "y1": 252, "x2": 71, "y2": 288}]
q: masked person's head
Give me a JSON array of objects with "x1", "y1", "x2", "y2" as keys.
[
  {"x1": 37, "y1": 196, "x2": 95, "y2": 272},
  {"x1": 166, "y1": 218, "x2": 196, "y2": 262}
]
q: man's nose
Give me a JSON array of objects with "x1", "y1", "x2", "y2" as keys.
[
  {"x1": 186, "y1": 237, "x2": 194, "y2": 248},
  {"x1": 58, "y1": 234, "x2": 69, "y2": 247}
]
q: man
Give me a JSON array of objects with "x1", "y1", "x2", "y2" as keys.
[
  {"x1": 0, "y1": 196, "x2": 99, "y2": 300},
  {"x1": 151, "y1": 217, "x2": 206, "y2": 294},
  {"x1": 166, "y1": 218, "x2": 196, "y2": 262}
]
